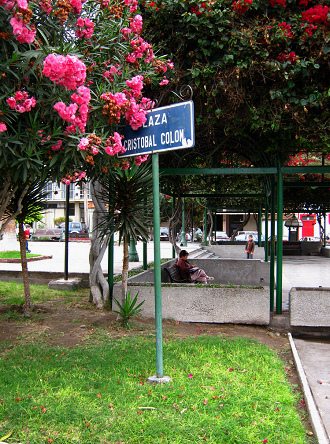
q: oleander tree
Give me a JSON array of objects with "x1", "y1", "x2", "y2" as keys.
[
  {"x1": 142, "y1": 0, "x2": 330, "y2": 186},
  {"x1": 0, "y1": 0, "x2": 173, "y2": 310}
]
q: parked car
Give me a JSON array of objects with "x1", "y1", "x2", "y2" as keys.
[
  {"x1": 160, "y1": 227, "x2": 169, "y2": 241},
  {"x1": 58, "y1": 222, "x2": 88, "y2": 236},
  {"x1": 215, "y1": 231, "x2": 230, "y2": 241},
  {"x1": 150, "y1": 226, "x2": 170, "y2": 241},
  {"x1": 235, "y1": 233, "x2": 265, "y2": 242}
]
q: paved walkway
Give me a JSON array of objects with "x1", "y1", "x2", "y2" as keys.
[{"x1": 1, "y1": 240, "x2": 330, "y2": 441}]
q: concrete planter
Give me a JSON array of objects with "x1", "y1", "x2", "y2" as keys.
[
  {"x1": 113, "y1": 281, "x2": 270, "y2": 325},
  {"x1": 290, "y1": 287, "x2": 330, "y2": 327}
]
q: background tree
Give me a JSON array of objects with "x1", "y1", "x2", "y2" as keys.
[{"x1": 142, "y1": 0, "x2": 330, "y2": 202}]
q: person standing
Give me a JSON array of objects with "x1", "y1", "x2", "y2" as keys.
[
  {"x1": 245, "y1": 234, "x2": 255, "y2": 259},
  {"x1": 24, "y1": 225, "x2": 31, "y2": 253}
]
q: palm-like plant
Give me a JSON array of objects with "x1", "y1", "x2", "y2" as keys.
[
  {"x1": 8, "y1": 180, "x2": 49, "y2": 314},
  {"x1": 97, "y1": 162, "x2": 154, "y2": 300}
]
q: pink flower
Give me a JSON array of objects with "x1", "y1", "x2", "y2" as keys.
[
  {"x1": 126, "y1": 75, "x2": 144, "y2": 98},
  {"x1": 53, "y1": 102, "x2": 78, "y2": 122},
  {"x1": 51, "y1": 140, "x2": 63, "y2": 151},
  {"x1": 78, "y1": 137, "x2": 89, "y2": 150},
  {"x1": 6, "y1": 90, "x2": 37, "y2": 112},
  {"x1": 10, "y1": 16, "x2": 36, "y2": 44},
  {"x1": 130, "y1": 14, "x2": 143, "y2": 34},
  {"x1": 134, "y1": 154, "x2": 149, "y2": 165},
  {"x1": 187, "y1": 373, "x2": 193, "y2": 379},
  {"x1": 120, "y1": 27, "x2": 132, "y2": 40},
  {"x1": 159, "y1": 77, "x2": 169, "y2": 86},
  {"x1": 70, "y1": 0, "x2": 83, "y2": 14},
  {"x1": 39, "y1": 0, "x2": 52, "y2": 14},
  {"x1": 105, "y1": 132, "x2": 125, "y2": 156},
  {"x1": 43, "y1": 54, "x2": 86, "y2": 90},
  {"x1": 17, "y1": 0, "x2": 28, "y2": 10},
  {"x1": 125, "y1": 99, "x2": 147, "y2": 130},
  {"x1": 124, "y1": 0, "x2": 138, "y2": 13},
  {"x1": 0, "y1": 122, "x2": 7, "y2": 132},
  {"x1": 75, "y1": 17, "x2": 95, "y2": 39}
]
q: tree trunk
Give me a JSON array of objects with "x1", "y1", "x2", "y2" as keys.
[
  {"x1": 18, "y1": 222, "x2": 31, "y2": 314},
  {"x1": 121, "y1": 235, "x2": 129, "y2": 301},
  {"x1": 89, "y1": 180, "x2": 110, "y2": 309}
]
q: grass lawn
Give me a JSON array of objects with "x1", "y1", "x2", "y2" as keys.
[
  {"x1": 0, "y1": 282, "x2": 313, "y2": 443},
  {"x1": 0, "y1": 251, "x2": 41, "y2": 259}
]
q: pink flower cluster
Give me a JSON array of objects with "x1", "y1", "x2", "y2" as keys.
[
  {"x1": 43, "y1": 54, "x2": 87, "y2": 90},
  {"x1": 6, "y1": 90, "x2": 37, "y2": 113},
  {"x1": 75, "y1": 17, "x2": 94, "y2": 39},
  {"x1": 302, "y1": 5, "x2": 329, "y2": 24},
  {"x1": 124, "y1": 0, "x2": 138, "y2": 13},
  {"x1": 104, "y1": 132, "x2": 126, "y2": 156},
  {"x1": 0, "y1": 122, "x2": 7, "y2": 133},
  {"x1": 129, "y1": 14, "x2": 143, "y2": 34},
  {"x1": 39, "y1": 0, "x2": 52, "y2": 14},
  {"x1": 54, "y1": 86, "x2": 91, "y2": 133},
  {"x1": 70, "y1": 0, "x2": 84, "y2": 14},
  {"x1": 134, "y1": 154, "x2": 148, "y2": 166},
  {"x1": 62, "y1": 170, "x2": 86, "y2": 185},
  {"x1": 232, "y1": 0, "x2": 252, "y2": 14},
  {"x1": 126, "y1": 37, "x2": 154, "y2": 64},
  {"x1": 10, "y1": 16, "x2": 36, "y2": 44},
  {"x1": 103, "y1": 64, "x2": 122, "y2": 82},
  {"x1": 126, "y1": 75, "x2": 144, "y2": 98},
  {"x1": 51, "y1": 140, "x2": 63, "y2": 151}
]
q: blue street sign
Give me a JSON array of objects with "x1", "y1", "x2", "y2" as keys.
[{"x1": 119, "y1": 100, "x2": 194, "y2": 157}]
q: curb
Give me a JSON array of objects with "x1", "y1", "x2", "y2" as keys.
[{"x1": 288, "y1": 333, "x2": 329, "y2": 444}]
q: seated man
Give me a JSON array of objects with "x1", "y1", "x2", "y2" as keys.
[{"x1": 176, "y1": 250, "x2": 214, "y2": 284}]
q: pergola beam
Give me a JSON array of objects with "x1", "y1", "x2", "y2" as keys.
[{"x1": 160, "y1": 166, "x2": 330, "y2": 176}]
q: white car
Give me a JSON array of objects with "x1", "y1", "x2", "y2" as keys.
[{"x1": 215, "y1": 231, "x2": 230, "y2": 241}]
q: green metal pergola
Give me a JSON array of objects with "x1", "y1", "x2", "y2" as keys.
[
  {"x1": 107, "y1": 161, "x2": 330, "y2": 379},
  {"x1": 160, "y1": 165, "x2": 330, "y2": 318}
]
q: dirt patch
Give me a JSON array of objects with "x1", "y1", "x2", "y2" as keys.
[{"x1": 0, "y1": 298, "x2": 297, "y2": 381}]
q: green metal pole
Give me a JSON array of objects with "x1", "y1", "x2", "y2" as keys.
[
  {"x1": 129, "y1": 237, "x2": 139, "y2": 262},
  {"x1": 143, "y1": 197, "x2": 148, "y2": 270},
  {"x1": 180, "y1": 198, "x2": 187, "y2": 246},
  {"x1": 276, "y1": 166, "x2": 283, "y2": 314},
  {"x1": 270, "y1": 180, "x2": 275, "y2": 312},
  {"x1": 203, "y1": 205, "x2": 208, "y2": 245},
  {"x1": 172, "y1": 196, "x2": 176, "y2": 259},
  {"x1": 152, "y1": 153, "x2": 163, "y2": 378},
  {"x1": 108, "y1": 234, "x2": 114, "y2": 309},
  {"x1": 143, "y1": 241, "x2": 148, "y2": 270},
  {"x1": 264, "y1": 200, "x2": 269, "y2": 262},
  {"x1": 258, "y1": 205, "x2": 262, "y2": 247}
]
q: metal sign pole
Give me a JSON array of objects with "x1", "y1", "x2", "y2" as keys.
[{"x1": 148, "y1": 153, "x2": 171, "y2": 383}]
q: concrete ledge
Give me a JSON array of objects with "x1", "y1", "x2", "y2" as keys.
[
  {"x1": 113, "y1": 282, "x2": 270, "y2": 325},
  {"x1": 48, "y1": 278, "x2": 82, "y2": 290},
  {"x1": 321, "y1": 247, "x2": 330, "y2": 258},
  {"x1": 0, "y1": 270, "x2": 90, "y2": 287},
  {"x1": 131, "y1": 258, "x2": 270, "y2": 286},
  {"x1": 290, "y1": 287, "x2": 330, "y2": 327}
]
